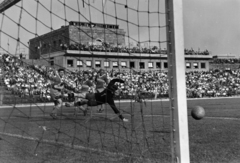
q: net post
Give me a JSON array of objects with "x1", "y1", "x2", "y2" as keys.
[{"x1": 165, "y1": 0, "x2": 190, "y2": 163}]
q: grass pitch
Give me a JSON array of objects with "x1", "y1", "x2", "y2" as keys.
[{"x1": 0, "y1": 97, "x2": 240, "y2": 162}]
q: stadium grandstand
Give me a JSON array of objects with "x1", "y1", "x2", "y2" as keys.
[
  {"x1": 1, "y1": 0, "x2": 240, "y2": 163},
  {"x1": 2, "y1": 53, "x2": 240, "y2": 104},
  {"x1": 29, "y1": 21, "x2": 212, "y2": 72}
]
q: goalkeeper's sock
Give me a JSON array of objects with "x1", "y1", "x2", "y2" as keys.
[
  {"x1": 118, "y1": 114, "x2": 124, "y2": 120},
  {"x1": 118, "y1": 114, "x2": 128, "y2": 122}
]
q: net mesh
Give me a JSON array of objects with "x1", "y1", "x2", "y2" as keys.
[{"x1": 0, "y1": 0, "x2": 171, "y2": 162}]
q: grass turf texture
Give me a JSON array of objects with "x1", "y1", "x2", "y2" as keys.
[{"x1": 0, "y1": 97, "x2": 240, "y2": 162}]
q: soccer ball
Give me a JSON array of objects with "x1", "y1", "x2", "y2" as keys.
[{"x1": 191, "y1": 106, "x2": 205, "y2": 120}]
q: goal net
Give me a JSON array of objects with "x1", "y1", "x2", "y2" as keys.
[{"x1": 0, "y1": 0, "x2": 189, "y2": 162}]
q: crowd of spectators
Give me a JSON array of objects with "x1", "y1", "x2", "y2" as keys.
[
  {"x1": 59, "y1": 42, "x2": 210, "y2": 56},
  {"x1": 211, "y1": 58, "x2": 240, "y2": 64},
  {"x1": 2, "y1": 54, "x2": 52, "y2": 101},
  {"x1": 186, "y1": 70, "x2": 240, "y2": 98},
  {"x1": 184, "y1": 48, "x2": 210, "y2": 55},
  {"x1": 64, "y1": 43, "x2": 167, "y2": 54},
  {"x1": 2, "y1": 54, "x2": 240, "y2": 104}
]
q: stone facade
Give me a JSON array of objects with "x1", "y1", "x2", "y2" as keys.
[
  {"x1": 29, "y1": 23, "x2": 125, "y2": 59},
  {"x1": 29, "y1": 26, "x2": 69, "y2": 59},
  {"x1": 69, "y1": 25, "x2": 125, "y2": 46}
]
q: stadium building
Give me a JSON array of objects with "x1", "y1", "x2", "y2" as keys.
[{"x1": 29, "y1": 21, "x2": 212, "y2": 72}]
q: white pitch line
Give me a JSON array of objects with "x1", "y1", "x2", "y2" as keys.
[
  {"x1": 0, "y1": 103, "x2": 53, "y2": 109},
  {"x1": 0, "y1": 112, "x2": 169, "y2": 119},
  {"x1": 0, "y1": 131, "x2": 132, "y2": 158},
  {"x1": 204, "y1": 116, "x2": 240, "y2": 121},
  {"x1": 0, "y1": 101, "x2": 128, "y2": 109},
  {"x1": 1, "y1": 96, "x2": 240, "y2": 109},
  {"x1": 1, "y1": 112, "x2": 240, "y2": 122}
]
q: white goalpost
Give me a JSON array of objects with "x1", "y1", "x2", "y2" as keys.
[{"x1": 166, "y1": 0, "x2": 190, "y2": 162}]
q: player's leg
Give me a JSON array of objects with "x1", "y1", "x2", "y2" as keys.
[
  {"x1": 68, "y1": 92, "x2": 75, "y2": 102},
  {"x1": 74, "y1": 99, "x2": 88, "y2": 116},
  {"x1": 65, "y1": 92, "x2": 87, "y2": 106},
  {"x1": 97, "y1": 104, "x2": 105, "y2": 113},
  {"x1": 65, "y1": 95, "x2": 89, "y2": 116},
  {"x1": 65, "y1": 97, "x2": 88, "y2": 107},
  {"x1": 50, "y1": 97, "x2": 62, "y2": 119},
  {"x1": 107, "y1": 99, "x2": 128, "y2": 122}
]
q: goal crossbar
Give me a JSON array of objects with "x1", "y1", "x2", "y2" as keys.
[{"x1": 0, "y1": 0, "x2": 21, "y2": 13}]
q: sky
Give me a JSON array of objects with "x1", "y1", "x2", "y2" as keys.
[
  {"x1": 183, "y1": 0, "x2": 240, "y2": 56},
  {"x1": 0, "y1": 0, "x2": 239, "y2": 57}
]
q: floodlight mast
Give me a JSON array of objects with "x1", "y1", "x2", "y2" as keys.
[
  {"x1": 0, "y1": 0, "x2": 21, "y2": 13},
  {"x1": 165, "y1": 0, "x2": 190, "y2": 163}
]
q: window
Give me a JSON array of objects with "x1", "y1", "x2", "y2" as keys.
[
  {"x1": 112, "y1": 61, "x2": 118, "y2": 68},
  {"x1": 86, "y1": 60, "x2": 92, "y2": 67},
  {"x1": 156, "y1": 62, "x2": 161, "y2": 69},
  {"x1": 77, "y1": 60, "x2": 83, "y2": 67},
  {"x1": 193, "y1": 62, "x2": 198, "y2": 69},
  {"x1": 59, "y1": 39, "x2": 62, "y2": 46},
  {"x1": 50, "y1": 60, "x2": 54, "y2": 66},
  {"x1": 121, "y1": 61, "x2": 127, "y2": 68},
  {"x1": 67, "y1": 59, "x2": 74, "y2": 67},
  {"x1": 164, "y1": 62, "x2": 168, "y2": 69},
  {"x1": 53, "y1": 41, "x2": 56, "y2": 47},
  {"x1": 148, "y1": 62, "x2": 153, "y2": 68},
  {"x1": 201, "y1": 62, "x2": 206, "y2": 69},
  {"x1": 130, "y1": 61, "x2": 135, "y2": 68},
  {"x1": 139, "y1": 62, "x2": 145, "y2": 69},
  {"x1": 186, "y1": 62, "x2": 191, "y2": 69},
  {"x1": 104, "y1": 61, "x2": 110, "y2": 68},
  {"x1": 95, "y1": 60, "x2": 101, "y2": 68}
]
